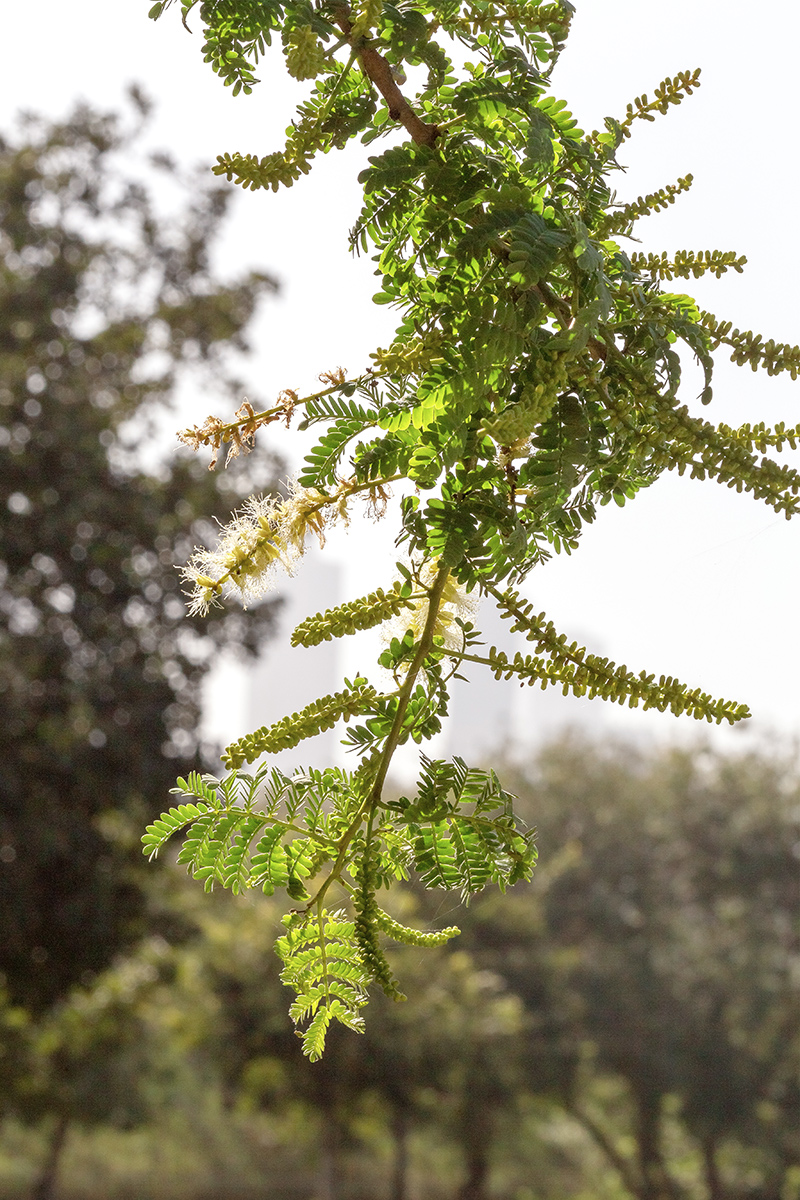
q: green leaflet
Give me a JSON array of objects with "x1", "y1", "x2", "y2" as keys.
[
  {"x1": 284, "y1": 24, "x2": 327, "y2": 80},
  {"x1": 700, "y1": 311, "x2": 800, "y2": 380},
  {"x1": 394, "y1": 755, "x2": 537, "y2": 897},
  {"x1": 630, "y1": 249, "x2": 747, "y2": 282},
  {"x1": 483, "y1": 356, "x2": 568, "y2": 444},
  {"x1": 484, "y1": 588, "x2": 751, "y2": 724},
  {"x1": 374, "y1": 907, "x2": 461, "y2": 947},
  {"x1": 598, "y1": 174, "x2": 694, "y2": 238},
  {"x1": 616, "y1": 69, "x2": 703, "y2": 136},
  {"x1": 299, "y1": 415, "x2": 376, "y2": 485},
  {"x1": 141, "y1": 798, "x2": 213, "y2": 861},
  {"x1": 506, "y1": 212, "x2": 570, "y2": 285},
  {"x1": 277, "y1": 909, "x2": 371, "y2": 1060},
  {"x1": 298, "y1": 395, "x2": 380, "y2": 487},
  {"x1": 482, "y1": 645, "x2": 750, "y2": 724},
  {"x1": 142, "y1": 765, "x2": 362, "y2": 898},
  {"x1": 354, "y1": 830, "x2": 405, "y2": 1000},
  {"x1": 150, "y1": 0, "x2": 278, "y2": 94},
  {"x1": 525, "y1": 108, "x2": 557, "y2": 170},
  {"x1": 352, "y1": 429, "x2": 417, "y2": 481},
  {"x1": 379, "y1": 388, "x2": 449, "y2": 434},
  {"x1": 514, "y1": 392, "x2": 601, "y2": 516}
]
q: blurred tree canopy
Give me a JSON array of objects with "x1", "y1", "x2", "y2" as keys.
[
  {"x1": 0, "y1": 92, "x2": 281, "y2": 1017},
  {"x1": 460, "y1": 737, "x2": 800, "y2": 1200},
  {"x1": 130, "y1": 738, "x2": 798, "y2": 1200},
  {"x1": 1, "y1": 736, "x2": 798, "y2": 1200}
]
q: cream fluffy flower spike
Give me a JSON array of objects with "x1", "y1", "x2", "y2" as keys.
[
  {"x1": 182, "y1": 483, "x2": 330, "y2": 616},
  {"x1": 389, "y1": 559, "x2": 477, "y2": 658}
]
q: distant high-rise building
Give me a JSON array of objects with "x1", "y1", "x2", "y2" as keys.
[
  {"x1": 246, "y1": 555, "x2": 607, "y2": 782},
  {"x1": 248, "y1": 552, "x2": 343, "y2": 773}
]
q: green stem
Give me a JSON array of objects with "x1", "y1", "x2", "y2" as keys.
[
  {"x1": 305, "y1": 49, "x2": 359, "y2": 143},
  {"x1": 304, "y1": 561, "x2": 451, "y2": 909},
  {"x1": 442, "y1": 649, "x2": 498, "y2": 670},
  {"x1": 479, "y1": 583, "x2": 628, "y2": 676},
  {"x1": 324, "y1": 473, "x2": 404, "y2": 500},
  {"x1": 434, "y1": 113, "x2": 468, "y2": 132},
  {"x1": 217, "y1": 806, "x2": 312, "y2": 843},
  {"x1": 367, "y1": 561, "x2": 452, "y2": 808},
  {"x1": 306, "y1": 802, "x2": 371, "y2": 911},
  {"x1": 180, "y1": 0, "x2": 199, "y2": 31},
  {"x1": 190, "y1": 370, "x2": 385, "y2": 446},
  {"x1": 316, "y1": 900, "x2": 330, "y2": 1002}
]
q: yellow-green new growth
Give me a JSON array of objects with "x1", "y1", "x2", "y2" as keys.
[
  {"x1": 349, "y1": 0, "x2": 384, "y2": 40},
  {"x1": 277, "y1": 908, "x2": 370, "y2": 1060},
  {"x1": 284, "y1": 25, "x2": 328, "y2": 80},
  {"x1": 291, "y1": 581, "x2": 415, "y2": 647},
  {"x1": 222, "y1": 681, "x2": 379, "y2": 769},
  {"x1": 481, "y1": 587, "x2": 751, "y2": 724},
  {"x1": 375, "y1": 907, "x2": 461, "y2": 947},
  {"x1": 483, "y1": 358, "x2": 569, "y2": 445}
]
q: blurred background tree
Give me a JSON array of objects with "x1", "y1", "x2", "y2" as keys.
[
  {"x1": 0, "y1": 92, "x2": 283, "y2": 1193},
  {"x1": 112, "y1": 738, "x2": 794, "y2": 1200},
  {"x1": 0, "y1": 90, "x2": 281, "y2": 1013},
  {"x1": 2, "y1": 733, "x2": 798, "y2": 1198},
  {"x1": 458, "y1": 738, "x2": 800, "y2": 1200}
]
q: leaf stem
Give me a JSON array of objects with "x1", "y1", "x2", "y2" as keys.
[
  {"x1": 179, "y1": 370, "x2": 388, "y2": 451},
  {"x1": 316, "y1": 901, "x2": 330, "y2": 1002},
  {"x1": 306, "y1": 801, "x2": 371, "y2": 911},
  {"x1": 303, "y1": 560, "x2": 451, "y2": 909},
  {"x1": 366, "y1": 561, "x2": 452, "y2": 808}
]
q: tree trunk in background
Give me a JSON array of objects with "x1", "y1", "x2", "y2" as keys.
[
  {"x1": 317, "y1": 1116, "x2": 344, "y2": 1200},
  {"x1": 390, "y1": 1106, "x2": 410, "y2": 1200},
  {"x1": 457, "y1": 1128, "x2": 491, "y2": 1200},
  {"x1": 456, "y1": 1072, "x2": 493, "y2": 1200},
  {"x1": 700, "y1": 1135, "x2": 724, "y2": 1200},
  {"x1": 31, "y1": 1115, "x2": 68, "y2": 1200},
  {"x1": 635, "y1": 1090, "x2": 678, "y2": 1200}
]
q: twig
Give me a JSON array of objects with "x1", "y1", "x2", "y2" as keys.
[{"x1": 331, "y1": 4, "x2": 439, "y2": 147}]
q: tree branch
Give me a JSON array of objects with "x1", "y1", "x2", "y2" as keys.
[{"x1": 332, "y1": 5, "x2": 439, "y2": 147}]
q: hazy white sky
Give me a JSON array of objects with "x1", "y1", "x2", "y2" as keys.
[{"x1": 3, "y1": 1, "x2": 799, "y2": 754}]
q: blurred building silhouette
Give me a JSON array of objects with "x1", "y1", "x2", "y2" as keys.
[
  {"x1": 244, "y1": 553, "x2": 605, "y2": 782},
  {"x1": 247, "y1": 553, "x2": 344, "y2": 771}
]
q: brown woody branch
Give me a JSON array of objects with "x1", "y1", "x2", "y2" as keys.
[
  {"x1": 565, "y1": 1103, "x2": 643, "y2": 1199},
  {"x1": 534, "y1": 280, "x2": 609, "y2": 363},
  {"x1": 332, "y1": 5, "x2": 439, "y2": 147}
]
